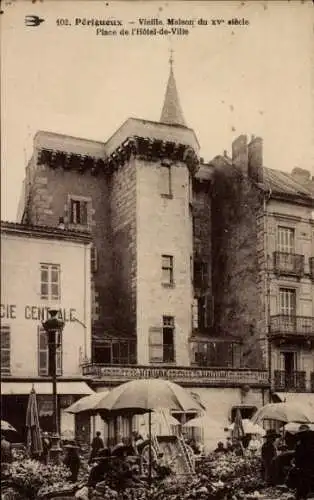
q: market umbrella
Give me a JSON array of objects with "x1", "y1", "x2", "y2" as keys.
[
  {"x1": 65, "y1": 391, "x2": 108, "y2": 414},
  {"x1": 232, "y1": 408, "x2": 245, "y2": 440},
  {"x1": 1, "y1": 420, "x2": 17, "y2": 432},
  {"x1": 183, "y1": 415, "x2": 227, "y2": 453},
  {"x1": 251, "y1": 402, "x2": 314, "y2": 425},
  {"x1": 26, "y1": 387, "x2": 43, "y2": 457},
  {"x1": 284, "y1": 422, "x2": 314, "y2": 434},
  {"x1": 92, "y1": 379, "x2": 202, "y2": 414},
  {"x1": 93, "y1": 378, "x2": 202, "y2": 481},
  {"x1": 228, "y1": 419, "x2": 265, "y2": 436},
  {"x1": 139, "y1": 410, "x2": 180, "y2": 436}
]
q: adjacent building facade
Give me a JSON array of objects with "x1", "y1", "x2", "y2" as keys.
[
  {"x1": 0, "y1": 222, "x2": 93, "y2": 440},
  {"x1": 210, "y1": 135, "x2": 314, "y2": 405}
]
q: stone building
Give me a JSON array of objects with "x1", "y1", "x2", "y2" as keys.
[
  {"x1": 15, "y1": 62, "x2": 271, "y2": 434},
  {"x1": 0, "y1": 222, "x2": 93, "y2": 441},
  {"x1": 210, "y1": 136, "x2": 314, "y2": 406}
]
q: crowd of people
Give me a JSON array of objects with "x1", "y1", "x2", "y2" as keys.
[{"x1": 2, "y1": 423, "x2": 314, "y2": 499}]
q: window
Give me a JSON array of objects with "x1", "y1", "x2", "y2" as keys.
[
  {"x1": 149, "y1": 317, "x2": 175, "y2": 363},
  {"x1": 278, "y1": 227, "x2": 295, "y2": 253},
  {"x1": 279, "y1": 288, "x2": 296, "y2": 316},
  {"x1": 40, "y1": 264, "x2": 60, "y2": 300},
  {"x1": 160, "y1": 165, "x2": 172, "y2": 196},
  {"x1": 162, "y1": 255, "x2": 174, "y2": 285},
  {"x1": 1, "y1": 325, "x2": 10, "y2": 375},
  {"x1": 162, "y1": 316, "x2": 175, "y2": 362},
  {"x1": 69, "y1": 198, "x2": 88, "y2": 225},
  {"x1": 193, "y1": 261, "x2": 208, "y2": 289},
  {"x1": 192, "y1": 216, "x2": 202, "y2": 239},
  {"x1": 91, "y1": 244, "x2": 98, "y2": 273},
  {"x1": 38, "y1": 327, "x2": 62, "y2": 376}
]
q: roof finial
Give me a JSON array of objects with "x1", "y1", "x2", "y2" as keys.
[
  {"x1": 169, "y1": 48, "x2": 174, "y2": 68},
  {"x1": 160, "y1": 48, "x2": 186, "y2": 127}
]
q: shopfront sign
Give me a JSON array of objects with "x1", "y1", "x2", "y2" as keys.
[{"x1": 0, "y1": 304, "x2": 77, "y2": 322}]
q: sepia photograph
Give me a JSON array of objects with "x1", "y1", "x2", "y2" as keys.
[{"x1": 1, "y1": 0, "x2": 314, "y2": 498}]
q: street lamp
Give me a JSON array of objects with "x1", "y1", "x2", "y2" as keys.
[{"x1": 42, "y1": 309, "x2": 65, "y2": 462}]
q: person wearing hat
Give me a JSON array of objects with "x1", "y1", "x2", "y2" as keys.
[
  {"x1": 63, "y1": 441, "x2": 81, "y2": 483},
  {"x1": 261, "y1": 429, "x2": 279, "y2": 485},
  {"x1": 89, "y1": 431, "x2": 105, "y2": 465},
  {"x1": 293, "y1": 424, "x2": 314, "y2": 500}
]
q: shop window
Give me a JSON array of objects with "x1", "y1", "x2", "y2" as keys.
[
  {"x1": 38, "y1": 327, "x2": 62, "y2": 376},
  {"x1": 40, "y1": 263, "x2": 61, "y2": 301},
  {"x1": 1, "y1": 325, "x2": 10, "y2": 375}
]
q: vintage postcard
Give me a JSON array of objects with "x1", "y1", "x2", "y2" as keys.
[{"x1": 1, "y1": 0, "x2": 314, "y2": 496}]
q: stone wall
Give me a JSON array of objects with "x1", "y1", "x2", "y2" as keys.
[
  {"x1": 211, "y1": 151, "x2": 265, "y2": 369},
  {"x1": 23, "y1": 159, "x2": 115, "y2": 337},
  {"x1": 109, "y1": 158, "x2": 137, "y2": 336}
]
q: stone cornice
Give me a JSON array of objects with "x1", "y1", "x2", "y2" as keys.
[
  {"x1": 37, "y1": 136, "x2": 199, "y2": 175},
  {"x1": 1, "y1": 221, "x2": 92, "y2": 244}
]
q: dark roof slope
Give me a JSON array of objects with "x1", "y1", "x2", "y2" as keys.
[{"x1": 263, "y1": 167, "x2": 313, "y2": 199}]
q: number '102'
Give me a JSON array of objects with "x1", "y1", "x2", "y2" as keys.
[{"x1": 56, "y1": 18, "x2": 70, "y2": 26}]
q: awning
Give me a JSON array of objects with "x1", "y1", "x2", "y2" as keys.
[
  {"x1": 1, "y1": 381, "x2": 94, "y2": 396},
  {"x1": 274, "y1": 392, "x2": 314, "y2": 409}
]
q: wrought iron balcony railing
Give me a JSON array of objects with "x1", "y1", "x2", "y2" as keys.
[
  {"x1": 270, "y1": 315, "x2": 314, "y2": 338},
  {"x1": 273, "y1": 252, "x2": 304, "y2": 278},
  {"x1": 274, "y1": 370, "x2": 306, "y2": 391}
]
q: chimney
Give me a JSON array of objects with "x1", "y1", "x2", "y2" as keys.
[
  {"x1": 248, "y1": 136, "x2": 263, "y2": 183},
  {"x1": 232, "y1": 135, "x2": 248, "y2": 175}
]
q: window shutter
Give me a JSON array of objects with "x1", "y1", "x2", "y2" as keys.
[
  {"x1": 1, "y1": 325, "x2": 11, "y2": 375},
  {"x1": 149, "y1": 327, "x2": 163, "y2": 362},
  {"x1": 38, "y1": 326, "x2": 48, "y2": 376}
]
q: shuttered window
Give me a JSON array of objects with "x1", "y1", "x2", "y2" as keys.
[
  {"x1": 38, "y1": 327, "x2": 62, "y2": 376},
  {"x1": 1, "y1": 325, "x2": 10, "y2": 375}
]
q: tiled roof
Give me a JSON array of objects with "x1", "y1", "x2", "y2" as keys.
[{"x1": 262, "y1": 167, "x2": 313, "y2": 200}]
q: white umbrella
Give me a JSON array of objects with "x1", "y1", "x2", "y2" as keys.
[
  {"x1": 251, "y1": 402, "x2": 314, "y2": 425},
  {"x1": 1, "y1": 420, "x2": 17, "y2": 432},
  {"x1": 183, "y1": 415, "x2": 225, "y2": 431},
  {"x1": 229, "y1": 419, "x2": 265, "y2": 436},
  {"x1": 65, "y1": 391, "x2": 108, "y2": 414},
  {"x1": 139, "y1": 411, "x2": 180, "y2": 436},
  {"x1": 184, "y1": 415, "x2": 227, "y2": 454}
]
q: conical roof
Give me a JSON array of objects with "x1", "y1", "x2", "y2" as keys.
[{"x1": 160, "y1": 58, "x2": 186, "y2": 127}]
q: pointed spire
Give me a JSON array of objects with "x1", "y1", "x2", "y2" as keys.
[{"x1": 160, "y1": 50, "x2": 187, "y2": 127}]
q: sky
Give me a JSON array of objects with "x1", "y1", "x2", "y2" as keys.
[{"x1": 1, "y1": 0, "x2": 314, "y2": 221}]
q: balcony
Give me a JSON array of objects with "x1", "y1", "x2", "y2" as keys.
[
  {"x1": 81, "y1": 363, "x2": 269, "y2": 388},
  {"x1": 310, "y1": 257, "x2": 314, "y2": 281},
  {"x1": 189, "y1": 339, "x2": 243, "y2": 368},
  {"x1": 270, "y1": 315, "x2": 314, "y2": 339},
  {"x1": 273, "y1": 252, "x2": 304, "y2": 278},
  {"x1": 92, "y1": 338, "x2": 136, "y2": 366},
  {"x1": 274, "y1": 370, "x2": 307, "y2": 392}
]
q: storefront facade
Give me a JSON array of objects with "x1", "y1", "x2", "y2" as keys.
[{"x1": 1, "y1": 222, "x2": 93, "y2": 441}]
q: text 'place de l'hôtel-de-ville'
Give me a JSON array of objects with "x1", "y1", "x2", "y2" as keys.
[{"x1": 1, "y1": 62, "x2": 314, "y2": 443}]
